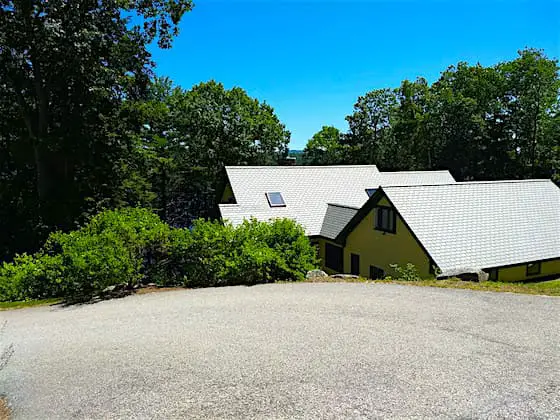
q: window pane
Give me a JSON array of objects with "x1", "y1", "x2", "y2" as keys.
[
  {"x1": 365, "y1": 188, "x2": 377, "y2": 197},
  {"x1": 266, "y1": 192, "x2": 285, "y2": 207},
  {"x1": 380, "y1": 208, "x2": 387, "y2": 230},
  {"x1": 527, "y1": 262, "x2": 541, "y2": 276},
  {"x1": 388, "y1": 209, "x2": 395, "y2": 231}
]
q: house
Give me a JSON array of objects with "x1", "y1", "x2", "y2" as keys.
[
  {"x1": 219, "y1": 166, "x2": 560, "y2": 282},
  {"x1": 334, "y1": 179, "x2": 560, "y2": 281}
]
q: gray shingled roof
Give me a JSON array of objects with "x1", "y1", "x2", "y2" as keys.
[
  {"x1": 219, "y1": 165, "x2": 455, "y2": 236},
  {"x1": 320, "y1": 204, "x2": 359, "y2": 239},
  {"x1": 381, "y1": 180, "x2": 560, "y2": 273}
]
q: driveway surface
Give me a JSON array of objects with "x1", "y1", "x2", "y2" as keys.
[{"x1": 0, "y1": 283, "x2": 559, "y2": 419}]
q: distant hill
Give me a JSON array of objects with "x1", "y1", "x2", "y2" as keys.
[{"x1": 287, "y1": 149, "x2": 304, "y2": 165}]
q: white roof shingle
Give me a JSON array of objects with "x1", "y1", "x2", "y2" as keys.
[
  {"x1": 382, "y1": 180, "x2": 560, "y2": 272},
  {"x1": 219, "y1": 165, "x2": 455, "y2": 236}
]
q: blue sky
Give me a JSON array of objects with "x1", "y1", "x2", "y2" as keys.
[{"x1": 149, "y1": 0, "x2": 560, "y2": 150}]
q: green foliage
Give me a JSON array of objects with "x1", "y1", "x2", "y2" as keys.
[
  {"x1": 0, "y1": 209, "x2": 317, "y2": 302},
  {"x1": 169, "y1": 218, "x2": 317, "y2": 288},
  {"x1": 0, "y1": 0, "x2": 192, "y2": 260},
  {"x1": 302, "y1": 126, "x2": 345, "y2": 165},
  {"x1": 387, "y1": 263, "x2": 422, "y2": 281},
  {"x1": 303, "y1": 49, "x2": 560, "y2": 182},
  {"x1": 0, "y1": 253, "x2": 64, "y2": 302}
]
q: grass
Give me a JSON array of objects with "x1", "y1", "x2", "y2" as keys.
[
  {"x1": 0, "y1": 298, "x2": 61, "y2": 311},
  {"x1": 373, "y1": 278, "x2": 560, "y2": 296},
  {"x1": 1, "y1": 278, "x2": 558, "y2": 311},
  {"x1": 292, "y1": 276, "x2": 560, "y2": 296}
]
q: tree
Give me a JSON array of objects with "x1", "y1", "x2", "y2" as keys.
[
  {"x1": 390, "y1": 78, "x2": 431, "y2": 170},
  {"x1": 499, "y1": 49, "x2": 560, "y2": 178},
  {"x1": 344, "y1": 88, "x2": 397, "y2": 165},
  {"x1": 132, "y1": 80, "x2": 291, "y2": 226},
  {"x1": 0, "y1": 0, "x2": 192, "y2": 259},
  {"x1": 302, "y1": 126, "x2": 344, "y2": 165}
]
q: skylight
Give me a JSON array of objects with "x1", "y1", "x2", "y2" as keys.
[
  {"x1": 365, "y1": 188, "x2": 377, "y2": 197},
  {"x1": 266, "y1": 192, "x2": 286, "y2": 207}
]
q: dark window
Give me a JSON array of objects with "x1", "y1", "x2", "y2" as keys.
[
  {"x1": 325, "y1": 243, "x2": 343, "y2": 272},
  {"x1": 526, "y1": 262, "x2": 541, "y2": 276},
  {"x1": 375, "y1": 206, "x2": 396, "y2": 233},
  {"x1": 350, "y1": 253, "x2": 360, "y2": 276},
  {"x1": 488, "y1": 268, "x2": 498, "y2": 281},
  {"x1": 369, "y1": 266, "x2": 384, "y2": 279},
  {"x1": 365, "y1": 188, "x2": 377, "y2": 198},
  {"x1": 266, "y1": 192, "x2": 286, "y2": 207}
]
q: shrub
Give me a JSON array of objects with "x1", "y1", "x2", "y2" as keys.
[
  {"x1": 0, "y1": 253, "x2": 64, "y2": 302},
  {"x1": 0, "y1": 208, "x2": 318, "y2": 301},
  {"x1": 235, "y1": 218, "x2": 317, "y2": 282},
  {"x1": 388, "y1": 263, "x2": 422, "y2": 281},
  {"x1": 177, "y1": 218, "x2": 318, "y2": 287},
  {"x1": 45, "y1": 230, "x2": 142, "y2": 300}
]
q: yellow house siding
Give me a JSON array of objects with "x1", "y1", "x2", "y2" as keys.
[
  {"x1": 221, "y1": 183, "x2": 235, "y2": 203},
  {"x1": 342, "y1": 196, "x2": 432, "y2": 279},
  {"x1": 494, "y1": 259, "x2": 560, "y2": 282}
]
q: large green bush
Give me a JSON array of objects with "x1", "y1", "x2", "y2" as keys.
[
  {"x1": 0, "y1": 253, "x2": 64, "y2": 301},
  {"x1": 168, "y1": 218, "x2": 317, "y2": 287},
  {"x1": 0, "y1": 209, "x2": 317, "y2": 302}
]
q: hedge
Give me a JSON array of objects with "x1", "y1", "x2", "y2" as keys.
[{"x1": 0, "y1": 208, "x2": 317, "y2": 302}]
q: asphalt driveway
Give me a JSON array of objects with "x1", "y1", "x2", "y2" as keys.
[{"x1": 1, "y1": 283, "x2": 559, "y2": 419}]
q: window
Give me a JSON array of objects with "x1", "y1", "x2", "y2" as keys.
[
  {"x1": 365, "y1": 188, "x2": 377, "y2": 198},
  {"x1": 369, "y1": 266, "x2": 384, "y2": 279},
  {"x1": 487, "y1": 268, "x2": 499, "y2": 281},
  {"x1": 325, "y1": 243, "x2": 343, "y2": 272},
  {"x1": 266, "y1": 192, "x2": 286, "y2": 207},
  {"x1": 375, "y1": 206, "x2": 396, "y2": 233},
  {"x1": 350, "y1": 253, "x2": 360, "y2": 276},
  {"x1": 526, "y1": 262, "x2": 541, "y2": 277}
]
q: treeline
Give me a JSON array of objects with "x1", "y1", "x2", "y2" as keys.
[
  {"x1": 1, "y1": 3, "x2": 558, "y2": 265},
  {"x1": 0, "y1": 1, "x2": 289, "y2": 261},
  {"x1": 303, "y1": 49, "x2": 560, "y2": 182}
]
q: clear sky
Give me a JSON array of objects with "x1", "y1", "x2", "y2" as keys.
[{"x1": 149, "y1": 0, "x2": 560, "y2": 150}]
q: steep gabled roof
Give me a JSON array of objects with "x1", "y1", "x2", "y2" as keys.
[
  {"x1": 338, "y1": 179, "x2": 560, "y2": 273},
  {"x1": 219, "y1": 165, "x2": 456, "y2": 236}
]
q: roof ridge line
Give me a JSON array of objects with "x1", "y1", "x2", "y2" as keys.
[
  {"x1": 379, "y1": 170, "x2": 452, "y2": 174},
  {"x1": 225, "y1": 165, "x2": 379, "y2": 169},
  {"x1": 381, "y1": 179, "x2": 553, "y2": 188}
]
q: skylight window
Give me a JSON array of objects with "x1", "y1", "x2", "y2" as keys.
[
  {"x1": 365, "y1": 188, "x2": 377, "y2": 197},
  {"x1": 266, "y1": 192, "x2": 286, "y2": 207}
]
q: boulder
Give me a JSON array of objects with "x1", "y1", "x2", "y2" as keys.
[
  {"x1": 306, "y1": 269, "x2": 329, "y2": 279},
  {"x1": 438, "y1": 268, "x2": 489, "y2": 282},
  {"x1": 330, "y1": 274, "x2": 359, "y2": 279}
]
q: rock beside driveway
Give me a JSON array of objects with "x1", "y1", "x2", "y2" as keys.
[
  {"x1": 330, "y1": 273, "x2": 359, "y2": 279},
  {"x1": 306, "y1": 269, "x2": 328, "y2": 279}
]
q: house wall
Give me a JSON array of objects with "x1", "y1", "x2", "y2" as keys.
[
  {"x1": 342, "y1": 196, "x2": 432, "y2": 279},
  {"x1": 493, "y1": 259, "x2": 560, "y2": 282},
  {"x1": 314, "y1": 238, "x2": 343, "y2": 275},
  {"x1": 221, "y1": 183, "x2": 235, "y2": 203}
]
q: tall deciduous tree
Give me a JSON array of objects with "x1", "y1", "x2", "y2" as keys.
[
  {"x1": 0, "y1": 0, "x2": 192, "y2": 259},
  {"x1": 302, "y1": 126, "x2": 344, "y2": 165},
  {"x1": 129, "y1": 80, "x2": 291, "y2": 226},
  {"x1": 344, "y1": 88, "x2": 397, "y2": 165}
]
